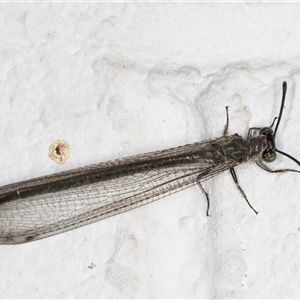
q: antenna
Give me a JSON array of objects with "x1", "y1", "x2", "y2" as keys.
[
  {"x1": 274, "y1": 81, "x2": 300, "y2": 167},
  {"x1": 274, "y1": 81, "x2": 287, "y2": 137}
]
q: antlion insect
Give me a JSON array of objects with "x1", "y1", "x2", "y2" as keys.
[{"x1": 0, "y1": 82, "x2": 299, "y2": 244}]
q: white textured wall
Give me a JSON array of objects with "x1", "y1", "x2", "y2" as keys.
[{"x1": 1, "y1": 3, "x2": 300, "y2": 298}]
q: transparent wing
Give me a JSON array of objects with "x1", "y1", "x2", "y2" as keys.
[{"x1": 0, "y1": 136, "x2": 242, "y2": 244}]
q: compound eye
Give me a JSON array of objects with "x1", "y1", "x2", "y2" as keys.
[
  {"x1": 262, "y1": 151, "x2": 276, "y2": 163},
  {"x1": 259, "y1": 127, "x2": 274, "y2": 135}
]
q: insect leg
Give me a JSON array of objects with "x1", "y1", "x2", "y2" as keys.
[
  {"x1": 223, "y1": 106, "x2": 230, "y2": 136},
  {"x1": 229, "y1": 167, "x2": 259, "y2": 214},
  {"x1": 255, "y1": 160, "x2": 300, "y2": 174},
  {"x1": 196, "y1": 179, "x2": 210, "y2": 217}
]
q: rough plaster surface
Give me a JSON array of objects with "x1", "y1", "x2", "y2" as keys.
[{"x1": 1, "y1": 3, "x2": 300, "y2": 299}]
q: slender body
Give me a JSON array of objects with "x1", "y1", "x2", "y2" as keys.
[{"x1": 0, "y1": 82, "x2": 299, "y2": 244}]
